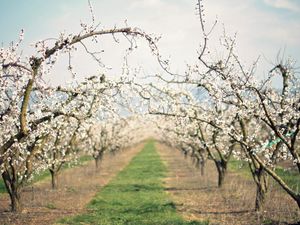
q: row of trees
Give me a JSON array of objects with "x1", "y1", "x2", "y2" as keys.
[
  {"x1": 0, "y1": 7, "x2": 162, "y2": 211},
  {"x1": 144, "y1": 0, "x2": 299, "y2": 211}
]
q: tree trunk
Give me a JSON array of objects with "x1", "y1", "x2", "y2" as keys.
[
  {"x1": 95, "y1": 156, "x2": 101, "y2": 170},
  {"x1": 10, "y1": 188, "x2": 22, "y2": 212},
  {"x1": 296, "y1": 196, "x2": 300, "y2": 209},
  {"x1": 2, "y1": 171, "x2": 22, "y2": 212},
  {"x1": 255, "y1": 183, "x2": 267, "y2": 211},
  {"x1": 215, "y1": 160, "x2": 227, "y2": 188},
  {"x1": 200, "y1": 160, "x2": 205, "y2": 176},
  {"x1": 254, "y1": 168, "x2": 269, "y2": 211},
  {"x1": 49, "y1": 170, "x2": 58, "y2": 189},
  {"x1": 217, "y1": 167, "x2": 225, "y2": 187},
  {"x1": 94, "y1": 152, "x2": 103, "y2": 170},
  {"x1": 250, "y1": 153, "x2": 300, "y2": 210}
]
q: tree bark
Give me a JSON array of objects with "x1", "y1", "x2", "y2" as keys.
[
  {"x1": 200, "y1": 160, "x2": 205, "y2": 176},
  {"x1": 215, "y1": 160, "x2": 227, "y2": 188},
  {"x1": 95, "y1": 156, "x2": 102, "y2": 170},
  {"x1": 10, "y1": 188, "x2": 22, "y2": 212},
  {"x1": 2, "y1": 171, "x2": 22, "y2": 212},
  {"x1": 49, "y1": 169, "x2": 58, "y2": 189},
  {"x1": 296, "y1": 197, "x2": 300, "y2": 209},
  {"x1": 251, "y1": 153, "x2": 300, "y2": 209},
  {"x1": 254, "y1": 168, "x2": 269, "y2": 211}
]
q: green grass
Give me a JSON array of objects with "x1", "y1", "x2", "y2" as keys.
[
  {"x1": 59, "y1": 141, "x2": 207, "y2": 225},
  {"x1": 228, "y1": 159, "x2": 300, "y2": 191},
  {"x1": 0, "y1": 179, "x2": 5, "y2": 193},
  {"x1": 45, "y1": 203, "x2": 57, "y2": 209},
  {"x1": 274, "y1": 167, "x2": 300, "y2": 192},
  {"x1": 0, "y1": 155, "x2": 93, "y2": 193},
  {"x1": 228, "y1": 159, "x2": 251, "y2": 178},
  {"x1": 31, "y1": 155, "x2": 94, "y2": 184}
]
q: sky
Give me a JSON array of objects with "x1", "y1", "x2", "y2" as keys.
[{"x1": 0, "y1": 0, "x2": 299, "y2": 86}]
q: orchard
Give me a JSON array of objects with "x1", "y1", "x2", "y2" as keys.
[{"x1": 0, "y1": 1, "x2": 299, "y2": 224}]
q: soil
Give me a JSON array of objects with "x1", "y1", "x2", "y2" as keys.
[
  {"x1": 156, "y1": 143, "x2": 300, "y2": 225},
  {"x1": 0, "y1": 143, "x2": 144, "y2": 225},
  {"x1": 1, "y1": 142, "x2": 299, "y2": 225}
]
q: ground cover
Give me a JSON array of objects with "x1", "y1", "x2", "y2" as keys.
[
  {"x1": 0, "y1": 144, "x2": 142, "y2": 225},
  {"x1": 228, "y1": 159, "x2": 300, "y2": 191},
  {"x1": 59, "y1": 140, "x2": 206, "y2": 225},
  {"x1": 0, "y1": 155, "x2": 93, "y2": 194},
  {"x1": 157, "y1": 143, "x2": 300, "y2": 225}
]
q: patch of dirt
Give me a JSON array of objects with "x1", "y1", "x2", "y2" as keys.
[
  {"x1": 0, "y1": 143, "x2": 144, "y2": 225},
  {"x1": 156, "y1": 143, "x2": 300, "y2": 225}
]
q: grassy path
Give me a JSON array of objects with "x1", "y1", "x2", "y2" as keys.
[{"x1": 59, "y1": 141, "x2": 206, "y2": 225}]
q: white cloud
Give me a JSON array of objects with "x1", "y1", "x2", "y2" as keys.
[{"x1": 263, "y1": 0, "x2": 300, "y2": 12}]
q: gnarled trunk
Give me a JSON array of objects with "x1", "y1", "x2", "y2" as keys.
[
  {"x1": 253, "y1": 167, "x2": 269, "y2": 211},
  {"x1": 10, "y1": 188, "x2": 22, "y2": 212},
  {"x1": 2, "y1": 171, "x2": 22, "y2": 212}
]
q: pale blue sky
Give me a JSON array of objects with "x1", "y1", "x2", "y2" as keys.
[{"x1": 0, "y1": 0, "x2": 299, "y2": 85}]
